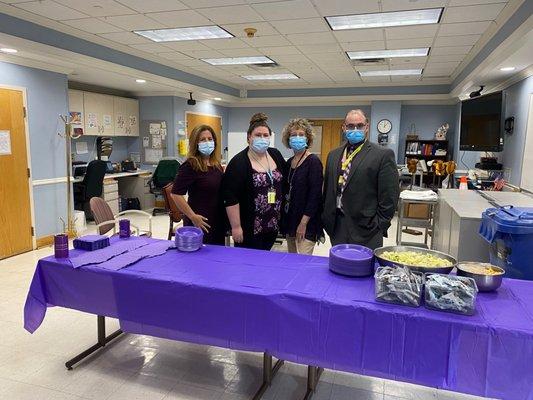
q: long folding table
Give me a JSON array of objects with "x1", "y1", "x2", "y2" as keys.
[{"x1": 24, "y1": 237, "x2": 533, "y2": 400}]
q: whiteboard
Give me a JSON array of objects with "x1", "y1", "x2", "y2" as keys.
[
  {"x1": 227, "y1": 131, "x2": 276, "y2": 162},
  {"x1": 520, "y1": 94, "x2": 533, "y2": 191}
]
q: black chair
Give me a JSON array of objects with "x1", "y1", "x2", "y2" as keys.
[
  {"x1": 74, "y1": 160, "x2": 107, "y2": 218},
  {"x1": 148, "y1": 159, "x2": 180, "y2": 216}
]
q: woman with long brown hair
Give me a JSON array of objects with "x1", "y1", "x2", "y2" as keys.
[{"x1": 171, "y1": 124, "x2": 225, "y2": 245}]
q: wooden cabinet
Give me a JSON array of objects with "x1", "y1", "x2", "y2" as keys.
[{"x1": 68, "y1": 90, "x2": 139, "y2": 137}]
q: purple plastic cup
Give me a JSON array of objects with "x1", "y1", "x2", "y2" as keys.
[
  {"x1": 119, "y1": 219, "x2": 131, "y2": 238},
  {"x1": 54, "y1": 234, "x2": 69, "y2": 258}
]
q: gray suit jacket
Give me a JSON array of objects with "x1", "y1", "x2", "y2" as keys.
[{"x1": 322, "y1": 141, "x2": 399, "y2": 243}]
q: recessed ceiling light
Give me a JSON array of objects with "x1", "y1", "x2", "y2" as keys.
[
  {"x1": 347, "y1": 48, "x2": 429, "y2": 60},
  {"x1": 135, "y1": 79, "x2": 146, "y2": 83},
  {"x1": 359, "y1": 69, "x2": 423, "y2": 77},
  {"x1": 242, "y1": 73, "x2": 299, "y2": 80},
  {"x1": 0, "y1": 48, "x2": 18, "y2": 53},
  {"x1": 213, "y1": 97, "x2": 222, "y2": 101},
  {"x1": 326, "y1": 8, "x2": 442, "y2": 30},
  {"x1": 202, "y1": 56, "x2": 275, "y2": 65},
  {"x1": 134, "y1": 26, "x2": 233, "y2": 42},
  {"x1": 500, "y1": 67, "x2": 515, "y2": 71}
]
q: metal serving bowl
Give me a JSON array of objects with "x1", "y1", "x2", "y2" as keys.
[
  {"x1": 374, "y1": 245, "x2": 457, "y2": 274},
  {"x1": 457, "y1": 262, "x2": 505, "y2": 292}
]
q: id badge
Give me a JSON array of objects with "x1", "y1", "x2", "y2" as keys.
[
  {"x1": 336, "y1": 195, "x2": 342, "y2": 209},
  {"x1": 268, "y1": 189, "x2": 276, "y2": 204}
]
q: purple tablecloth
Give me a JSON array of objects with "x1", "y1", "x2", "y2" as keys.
[{"x1": 24, "y1": 239, "x2": 533, "y2": 399}]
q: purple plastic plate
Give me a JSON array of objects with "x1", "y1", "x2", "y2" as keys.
[
  {"x1": 329, "y1": 244, "x2": 374, "y2": 277},
  {"x1": 330, "y1": 244, "x2": 373, "y2": 262}
]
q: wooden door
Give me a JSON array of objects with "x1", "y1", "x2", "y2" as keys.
[
  {"x1": 186, "y1": 113, "x2": 223, "y2": 159},
  {"x1": 0, "y1": 88, "x2": 33, "y2": 258},
  {"x1": 309, "y1": 119, "x2": 344, "y2": 167}
]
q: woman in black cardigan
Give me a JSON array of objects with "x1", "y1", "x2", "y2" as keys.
[{"x1": 222, "y1": 113, "x2": 286, "y2": 251}]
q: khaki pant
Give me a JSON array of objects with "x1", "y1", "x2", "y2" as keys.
[{"x1": 286, "y1": 235, "x2": 315, "y2": 255}]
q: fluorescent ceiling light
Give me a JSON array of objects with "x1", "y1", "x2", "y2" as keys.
[
  {"x1": 359, "y1": 69, "x2": 423, "y2": 77},
  {"x1": 0, "y1": 48, "x2": 17, "y2": 53},
  {"x1": 135, "y1": 79, "x2": 146, "y2": 83},
  {"x1": 242, "y1": 73, "x2": 299, "y2": 80},
  {"x1": 134, "y1": 26, "x2": 233, "y2": 42},
  {"x1": 202, "y1": 56, "x2": 275, "y2": 65},
  {"x1": 348, "y1": 48, "x2": 429, "y2": 60},
  {"x1": 500, "y1": 67, "x2": 515, "y2": 71},
  {"x1": 213, "y1": 97, "x2": 222, "y2": 101},
  {"x1": 327, "y1": 8, "x2": 442, "y2": 30}
]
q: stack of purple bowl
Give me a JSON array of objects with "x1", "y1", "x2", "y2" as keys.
[
  {"x1": 329, "y1": 244, "x2": 375, "y2": 277},
  {"x1": 175, "y1": 226, "x2": 204, "y2": 252}
]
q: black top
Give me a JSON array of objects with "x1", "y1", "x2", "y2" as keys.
[
  {"x1": 171, "y1": 160, "x2": 225, "y2": 245},
  {"x1": 281, "y1": 153, "x2": 324, "y2": 241},
  {"x1": 222, "y1": 147, "x2": 287, "y2": 240}
]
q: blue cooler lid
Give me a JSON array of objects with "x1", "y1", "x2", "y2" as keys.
[{"x1": 480, "y1": 206, "x2": 533, "y2": 242}]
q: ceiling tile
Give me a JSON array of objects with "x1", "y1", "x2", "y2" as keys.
[
  {"x1": 387, "y1": 38, "x2": 434, "y2": 49},
  {"x1": 221, "y1": 22, "x2": 279, "y2": 37},
  {"x1": 385, "y1": 25, "x2": 438, "y2": 40},
  {"x1": 448, "y1": 0, "x2": 508, "y2": 5},
  {"x1": 431, "y1": 45, "x2": 472, "y2": 55},
  {"x1": 340, "y1": 41, "x2": 385, "y2": 51},
  {"x1": 389, "y1": 61, "x2": 426, "y2": 68},
  {"x1": 62, "y1": 18, "x2": 123, "y2": 34},
  {"x1": 174, "y1": 59, "x2": 208, "y2": 67},
  {"x1": 183, "y1": 0, "x2": 247, "y2": 6},
  {"x1": 333, "y1": 29, "x2": 383, "y2": 43},
  {"x1": 270, "y1": 18, "x2": 329, "y2": 34},
  {"x1": 145, "y1": 10, "x2": 212, "y2": 28},
  {"x1": 424, "y1": 69, "x2": 455, "y2": 77},
  {"x1": 199, "y1": 38, "x2": 250, "y2": 49},
  {"x1": 219, "y1": 48, "x2": 264, "y2": 57},
  {"x1": 242, "y1": 35, "x2": 291, "y2": 47},
  {"x1": 426, "y1": 61, "x2": 461, "y2": 69},
  {"x1": 157, "y1": 51, "x2": 193, "y2": 60},
  {"x1": 270, "y1": 54, "x2": 308, "y2": 63},
  {"x1": 286, "y1": 32, "x2": 337, "y2": 45},
  {"x1": 297, "y1": 43, "x2": 342, "y2": 54},
  {"x1": 360, "y1": 76, "x2": 392, "y2": 82},
  {"x1": 129, "y1": 43, "x2": 174, "y2": 53},
  {"x1": 355, "y1": 65, "x2": 392, "y2": 72},
  {"x1": 390, "y1": 75, "x2": 422, "y2": 82},
  {"x1": 428, "y1": 54, "x2": 466, "y2": 63},
  {"x1": 442, "y1": 3, "x2": 506, "y2": 23},
  {"x1": 103, "y1": 14, "x2": 165, "y2": 30},
  {"x1": 115, "y1": 0, "x2": 188, "y2": 12},
  {"x1": 312, "y1": 0, "x2": 379, "y2": 16},
  {"x1": 99, "y1": 31, "x2": 153, "y2": 44},
  {"x1": 280, "y1": 62, "x2": 321, "y2": 72},
  {"x1": 16, "y1": 1, "x2": 87, "y2": 20},
  {"x1": 197, "y1": 5, "x2": 264, "y2": 24},
  {"x1": 252, "y1": 0, "x2": 319, "y2": 20},
  {"x1": 434, "y1": 34, "x2": 481, "y2": 47},
  {"x1": 181, "y1": 49, "x2": 226, "y2": 58},
  {"x1": 438, "y1": 21, "x2": 492, "y2": 36},
  {"x1": 389, "y1": 57, "x2": 427, "y2": 66},
  {"x1": 54, "y1": 0, "x2": 135, "y2": 17},
  {"x1": 381, "y1": 0, "x2": 447, "y2": 11},
  {"x1": 258, "y1": 46, "x2": 301, "y2": 55},
  {"x1": 163, "y1": 41, "x2": 211, "y2": 51}
]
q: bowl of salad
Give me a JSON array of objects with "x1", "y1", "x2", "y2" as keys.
[{"x1": 374, "y1": 246, "x2": 456, "y2": 274}]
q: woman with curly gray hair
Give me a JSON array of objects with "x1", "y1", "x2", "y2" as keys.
[{"x1": 281, "y1": 117, "x2": 324, "y2": 255}]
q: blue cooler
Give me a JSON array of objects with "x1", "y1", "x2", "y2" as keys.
[{"x1": 479, "y1": 206, "x2": 533, "y2": 280}]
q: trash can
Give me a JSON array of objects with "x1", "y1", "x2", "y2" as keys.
[{"x1": 479, "y1": 206, "x2": 533, "y2": 280}]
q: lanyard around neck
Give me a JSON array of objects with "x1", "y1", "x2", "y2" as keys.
[
  {"x1": 341, "y1": 142, "x2": 364, "y2": 171},
  {"x1": 249, "y1": 150, "x2": 273, "y2": 185}
]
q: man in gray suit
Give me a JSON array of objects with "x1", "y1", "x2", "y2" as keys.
[{"x1": 322, "y1": 109, "x2": 399, "y2": 249}]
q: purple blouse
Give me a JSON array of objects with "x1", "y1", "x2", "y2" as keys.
[{"x1": 252, "y1": 169, "x2": 283, "y2": 235}]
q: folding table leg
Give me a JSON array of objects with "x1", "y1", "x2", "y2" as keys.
[
  {"x1": 251, "y1": 353, "x2": 284, "y2": 400},
  {"x1": 65, "y1": 315, "x2": 123, "y2": 370},
  {"x1": 303, "y1": 366, "x2": 323, "y2": 400}
]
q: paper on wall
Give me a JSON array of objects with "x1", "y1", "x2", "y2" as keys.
[
  {"x1": 75, "y1": 141, "x2": 88, "y2": 155},
  {"x1": 87, "y1": 113, "x2": 97, "y2": 129},
  {"x1": 69, "y1": 111, "x2": 82, "y2": 126},
  {"x1": 116, "y1": 115, "x2": 125, "y2": 129},
  {"x1": 161, "y1": 121, "x2": 166, "y2": 129},
  {"x1": 103, "y1": 114, "x2": 112, "y2": 127},
  {"x1": 0, "y1": 130, "x2": 11, "y2": 155},
  {"x1": 145, "y1": 148, "x2": 163, "y2": 164},
  {"x1": 143, "y1": 136, "x2": 150, "y2": 148},
  {"x1": 149, "y1": 123, "x2": 161, "y2": 135},
  {"x1": 152, "y1": 134, "x2": 162, "y2": 149},
  {"x1": 129, "y1": 116, "x2": 137, "y2": 126},
  {"x1": 130, "y1": 152, "x2": 141, "y2": 163}
]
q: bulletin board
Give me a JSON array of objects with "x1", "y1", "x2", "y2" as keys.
[{"x1": 140, "y1": 120, "x2": 168, "y2": 165}]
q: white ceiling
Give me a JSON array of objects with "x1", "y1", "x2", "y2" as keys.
[{"x1": 0, "y1": 0, "x2": 523, "y2": 90}]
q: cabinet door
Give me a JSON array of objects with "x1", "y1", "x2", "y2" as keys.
[
  {"x1": 100, "y1": 94, "x2": 115, "y2": 136},
  {"x1": 125, "y1": 98, "x2": 139, "y2": 136},
  {"x1": 82, "y1": 92, "x2": 102, "y2": 136},
  {"x1": 113, "y1": 96, "x2": 127, "y2": 136}
]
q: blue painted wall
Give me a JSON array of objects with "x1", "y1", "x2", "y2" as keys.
[
  {"x1": 0, "y1": 61, "x2": 68, "y2": 237},
  {"x1": 72, "y1": 135, "x2": 137, "y2": 164},
  {"x1": 370, "y1": 101, "x2": 402, "y2": 158}
]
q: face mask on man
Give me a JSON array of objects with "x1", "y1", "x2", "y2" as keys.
[
  {"x1": 289, "y1": 136, "x2": 307, "y2": 152},
  {"x1": 251, "y1": 137, "x2": 270, "y2": 153},
  {"x1": 198, "y1": 141, "x2": 215, "y2": 156},
  {"x1": 344, "y1": 129, "x2": 365, "y2": 145}
]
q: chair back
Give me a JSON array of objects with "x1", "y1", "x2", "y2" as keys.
[
  {"x1": 153, "y1": 159, "x2": 180, "y2": 189},
  {"x1": 83, "y1": 160, "x2": 107, "y2": 199},
  {"x1": 89, "y1": 197, "x2": 115, "y2": 235},
  {"x1": 162, "y1": 183, "x2": 183, "y2": 223}
]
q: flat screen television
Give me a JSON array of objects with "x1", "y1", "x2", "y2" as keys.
[{"x1": 460, "y1": 91, "x2": 503, "y2": 152}]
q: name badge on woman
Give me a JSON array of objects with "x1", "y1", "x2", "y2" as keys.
[{"x1": 268, "y1": 188, "x2": 276, "y2": 204}]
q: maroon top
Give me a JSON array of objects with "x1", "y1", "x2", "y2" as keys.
[{"x1": 172, "y1": 160, "x2": 225, "y2": 245}]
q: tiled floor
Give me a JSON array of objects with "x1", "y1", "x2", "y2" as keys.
[{"x1": 0, "y1": 215, "x2": 491, "y2": 400}]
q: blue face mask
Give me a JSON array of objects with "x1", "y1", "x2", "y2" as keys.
[
  {"x1": 251, "y1": 137, "x2": 270, "y2": 153},
  {"x1": 198, "y1": 141, "x2": 215, "y2": 156},
  {"x1": 289, "y1": 136, "x2": 307, "y2": 152},
  {"x1": 345, "y1": 129, "x2": 365, "y2": 145}
]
